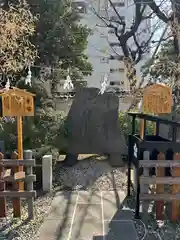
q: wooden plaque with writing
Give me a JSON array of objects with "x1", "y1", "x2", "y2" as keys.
[
  {"x1": 1, "y1": 88, "x2": 35, "y2": 117},
  {"x1": 143, "y1": 84, "x2": 172, "y2": 114}
]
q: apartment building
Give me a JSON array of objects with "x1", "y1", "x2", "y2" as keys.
[
  {"x1": 57, "y1": 0, "x2": 151, "y2": 94},
  {"x1": 107, "y1": 0, "x2": 151, "y2": 92}
]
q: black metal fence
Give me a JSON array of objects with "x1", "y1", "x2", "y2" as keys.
[{"x1": 127, "y1": 113, "x2": 180, "y2": 219}]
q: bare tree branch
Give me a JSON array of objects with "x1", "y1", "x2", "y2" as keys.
[
  {"x1": 124, "y1": 1, "x2": 146, "y2": 40},
  {"x1": 144, "y1": 0, "x2": 169, "y2": 23},
  {"x1": 91, "y1": 0, "x2": 171, "y2": 90},
  {"x1": 108, "y1": 0, "x2": 126, "y2": 34}
]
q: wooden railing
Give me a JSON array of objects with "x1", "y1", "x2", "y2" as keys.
[
  {"x1": 0, "y1": 150, "x2": 36, "y2": 219},
  {"x1": 139, "y1": 151, "x2": 180, "y2": 221}
]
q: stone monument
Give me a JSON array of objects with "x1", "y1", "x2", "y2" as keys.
[{"x1": 63, "y1": 87, "x2": 127, "y2": 166}]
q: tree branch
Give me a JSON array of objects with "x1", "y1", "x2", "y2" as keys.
[
  {"x1": 108, "y1": 0, "x2": 126, "y2": 34},
  {"x1": 124, "y1": 1, "x2": 146, "y2": 40},
  {"x1": 144, "y1": 0, "x2": 169, "y2": 23},
  {"x1": 91, "y1": 0, "x2": 171, "y2": 91}
]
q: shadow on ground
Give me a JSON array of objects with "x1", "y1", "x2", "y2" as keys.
[
  {"x1": 93, "y1": 195, "x2": 138, "y2": 240},
  {"x1": 92, "y1": 193, "x2": 180, "y2": 240},
  {"x1": 37, "y1": 155, "x2": 180, "y2": 240},
  {"x1": 54, "y1": 155, "x2": 127, "y2": 191},
  {"x1": 52, "y1": 167, "x2": 136, "y2": 240}
]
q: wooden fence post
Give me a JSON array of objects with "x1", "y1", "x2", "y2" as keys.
[
  {"x1": 0, "y1": 152, "x2": 6, "y2": 217},
  {"x1": 171, "y1": 153, "x2": 180, "y2": 221},
  {"x1": 24, "y1": 150, "x2": 34, "y2": 219},
  {"x1": 12, "y1": 151, "x2": 21, "y2": 218},
  {"x1": 141, "y1": 151, "x2": 150, "y2": 194},
  {"x1": 141, "y1": 151, "x2": 150, "y2": 215},
  {"x1": 156, "y1": 152, "x2": 165, "y2": 220}
]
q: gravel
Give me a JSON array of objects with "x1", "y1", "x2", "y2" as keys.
[
  {"x1": 54, "y1": 157, "x2": 127, "y2": 191},
  {"x1": 0, "y1": 157, "x2": 127, "y2": 240},
  {"x1": 0, "y1": 194, "x2": 54, "y2": 240},
  {"x1": 2, "y1": 155, "x2": 180, "y2": 240},
  {"x1": 2, "y1": 157, "x2": 180, "y2": 240}
]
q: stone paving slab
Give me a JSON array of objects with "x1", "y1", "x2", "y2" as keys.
[
  {"x1": 47, "y1": 203, "x2": 102, "y2": 221},
  {"x1": 53, "y1": 191, "x2": 78, "y2": 204},
  {"x1": 38, "y1": 218, "x2": 71, "y2": 240},
  {"x1": 77, "y1": 191, "x2": 101, "y2": 204},
  {"x1": 38, "y1": 191, "x2": 137, "y2": 240},
  {"x1": 46, "y1": 203, "x2": 75, "y2": 219},
  {"x1": 104, "y1": 220, "x2": 139, "y2": 240},
  {"x1": 46, "y1": 191, "x2": 78, "y2": 220},
  {"x1": 75, "y1": 203, "x2": 102, "y2": 220},
  {"x1": 70, "y1": 219, "x2": 103, "y2": 240},
  {"x1": 102, "y1": 191, "x2": 127, "y2": 220}
]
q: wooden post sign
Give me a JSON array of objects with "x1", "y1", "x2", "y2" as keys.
[
  {"x1": 140, "y1": 84, "x2": 173, "y2": 139},
  {"x1": 1, "y1": 87, "x2": 35, "y2": 117},
  {"x1": 142, "y1": 84, "x2": 173, "y2": 220},
  {"x1": 143, "y1": 84, "x2": 172, "y2": 114},
  {"x1": 0, "y1": 87, "x2": 35, "y2": 217}
]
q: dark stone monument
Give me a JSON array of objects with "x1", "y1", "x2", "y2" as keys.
[
  {"x1": 64, "y1": 87, "x2": 127, "y2": 167},
  {"x1": 0, "y1": 141, "x2": 5, "y2": 154}
]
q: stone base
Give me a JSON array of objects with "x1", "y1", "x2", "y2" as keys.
[
  {"x1": 63, "y1": 153, "x2": 78, "y2": 167},
  {"x1": 109, "y1": 154, "x2": 124, "y2": 167}
]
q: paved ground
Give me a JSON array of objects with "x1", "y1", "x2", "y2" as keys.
[{"x1": 38, "y1": 190, "x2": 138, "y2": 240}]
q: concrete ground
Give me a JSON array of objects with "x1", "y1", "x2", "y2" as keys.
[{"x1": 38, "y1": 190, "x2": 138, "y2": 240}]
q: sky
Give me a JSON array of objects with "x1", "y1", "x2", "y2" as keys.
[{"x1": 151, "y1": 0, "x2": 171, "y2": 52}]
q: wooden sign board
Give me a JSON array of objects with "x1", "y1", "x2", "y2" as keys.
[
  {"x1": 1, "y1": 87, "x2": 35, "y2": 117},
  {"x1": 143, "y1": 84, "x2": 172, "y2": 114}
]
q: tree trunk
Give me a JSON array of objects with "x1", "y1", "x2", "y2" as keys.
[{"x1": 171, "y1": 0, "x2": 180, "y2": 116}]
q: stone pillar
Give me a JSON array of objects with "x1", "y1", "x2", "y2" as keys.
[
  {"x1": 24, "y1": 150, "x2": 34, "y2": 219},
  {"x1": 42, "y1": 155, "x2": 52, "y2": 192},
  {"x1": 109, "y1": 154, "x2": 124, "y2": 167}
]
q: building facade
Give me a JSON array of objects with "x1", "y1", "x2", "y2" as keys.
[{"x1": 57, "y1": 0, "x2": 150, "y2": 94}]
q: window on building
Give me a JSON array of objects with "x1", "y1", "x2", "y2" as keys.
[
  {"x1": 109, "y1": 55, "x2": 115, "y2": 60},
  {"x1": 110, "y1": 81, "x2": 115, "y2": 86},
  {"x1": 109, "y1": 42, "x2": 120, "y2": 47},
  {"x1": 109, "y1": 55, "x2": 123, "y2": 60},
  {"x1": 110, "y1": 68, "x2": 124, "y2": 73},
  {"x1": 110, "y1": 81, "x2": 121, "y2": 86},
  {"x1": 100, "y1": 57, "x2": 109, "y2": 63},
  {"x1": 112, "y1": 2, "x2": 125, "y2": 7},
  {"x1": 72, "y1": 1, "x2": 87, "y2": 13},
  {"x1": 100, "y1": 33, "x2": 106, "y2": 38},
  {"x1": 110, "y1": 16, "x2": 125, "y2": 22},
  {"x1": 108, "y1": 29, "x2": 115, "y2": 34},
  {"x1": 108, "y1": 28, "x2": 122, "y2": 34}
]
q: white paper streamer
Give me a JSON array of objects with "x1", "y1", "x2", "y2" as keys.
[
  {"x1": 25, "y1": 66, "x2": 32, "y2": 86},
  {"x1": 99, "y1": 74, "x2": 109, "y2": 94},
  {"x1": 5, "y1": 78, "x2": 10, "y2": 90},
  {"x1": 63, "y1": 70, "x2": 74, "y2": 90}
]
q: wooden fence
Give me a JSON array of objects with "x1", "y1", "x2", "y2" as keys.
[
  {"x1": 0, "y1": 150, "x2": 36, "y2": 219},
  {"x1": 139, "y1": 151, "x2": 180, "y2": 221}
]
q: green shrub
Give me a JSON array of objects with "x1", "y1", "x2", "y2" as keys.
[
  {"x1": 118, "y1": 111, "x2": 155, "y2": 143},
  {"x1": 0, "y1": 108, "x2": 155, "y2": 161}
]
